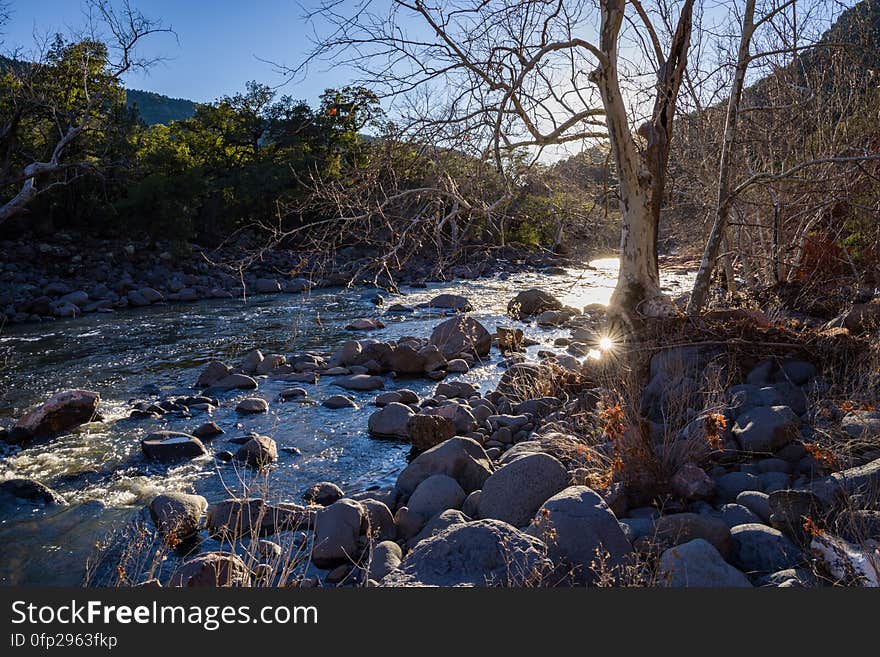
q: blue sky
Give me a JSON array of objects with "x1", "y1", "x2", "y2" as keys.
[{"x1": 2, "y1": 0, "x2": 343, "y2": 104}]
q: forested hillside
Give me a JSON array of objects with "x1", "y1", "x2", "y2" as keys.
[{"x1": 125, "y1": 89, "x2": 196, "y2": 125}]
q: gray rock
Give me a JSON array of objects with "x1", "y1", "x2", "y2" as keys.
[
  {"x1": 653, "y1": 513, "x2": 731, "y2": 557},
  {"x1": 209, "y1": 373, "x2": 258, "y2": 392},
  {"x1": 658, "y1": 539, "x2": 752, "y2": 588},
  {"x1": 526, "y1": 486, "x2": 632, "y2": 585},
  {"x1": 312, "y1": 499, "x2": 365, "y2": 568},
  {"x1": 368, "y1": 402, "x2": 415, "y2": 438},
  {"x1": 720, "y1": 503, "x2": 762, "y2": 528},
  {"x1": 715, "y1": 471, "x2": 762, "y2": 502},
  {"x1": 478, "y1": 453, "x2": 570, "y2": 527},
  {"x1": 368, "y1": 541, "x2": 402, "y2": 582},
  {"x1": 141, "y1": 431, "x2": 207, "y2": 461},
  {"x1": 333, "y1": 375, "x2": 385, "y2": 391},
  {"x1": 429, "y1": 316, "x2": 492, "y2": 358},
  {"x1": 406, "y1": 509, "x2": 470, "y2": 549},
  {"x1": 461, "y1": 490, "x2": 481, "y2": 518},
  {"x1": 169, "y1": 552, "x2": 252, "y2": 587},
  {"x1": 406, "y1": 475, "x2": 466, "y2": 521},
  {"x1": 233, "y1": 435, "x2": 278, "y2": 467},
  {"x1": 149, "y1": 492, "x2": 208, "y2": 542},
  {"x1": 382, "y1": 519, "x2": 547, "y2": 587},
  {"x1": 733, "y1": 406, "x2": 800, "y2": 453},
  {"x1": 15, "y1": 390, "x2": 100, "y2": 439},
  {"x1": 426, "y1": 294, "x2": 473, "y2": 312},
  {"x1": 359, "y1": 498, "x2": 396, "y2": 541},
  {"x1": 235, "y1": 397, "x2": 268, "y2": 414},
  {"x1": 396, "y1": 437, "x2": 493, "y2": 497},
  {"x1": 192, "y1": 422, "x2": 224, "y2": 440},
  {"x1": 507, "y1": 289, "x2": 563, "y2": 320},
  {"x1": 0, "y1": 478, "x2": 67, "y2": 507},
  {"x1": 736, "y1": 491, "x2": 771, "y2": 523},
  {"x1": 323, "y1": 395, "x2": 358, "y2": 410},
  {"x1": 196, "y1": 361, "x2": 231, "y2": 388},
  {"x1": 303, "y1": 482, "x2": 345, "y2": 506},
  {"x1": 729, "y1": 523, "x2": 802, "y2": 573}
]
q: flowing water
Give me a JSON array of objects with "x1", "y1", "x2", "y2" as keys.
[{"x1": 0, "y1": 257, "x2": 694, "y2": 585}]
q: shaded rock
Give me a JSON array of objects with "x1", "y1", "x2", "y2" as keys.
[
  {"x1": 169, "y1": 552, "x2": 251, "y2": 587},
  {"x1": 658, "y1": 539, "x2": 752, "y2": 587},
  {"x1": 496, "y1": 326, "x2": 525, "y2": 353},
  {"x1": 426, "y1": 294, "x2": 473, "y2": 312},
  {"x1": 359, "y1": 498, "x2": 396, "y2": 541},
  {"x1": 730, "y1": 523, "x2": 802, "y2": 573},
  {"x1": 209, "y1": 374, "x2": 258, "y2": 392},
  {"x1": 323, "y1": 395, "x2": 358, "y2": 410},
  {"x1": 654, "y1": 513, "x2": 732, "y2": 557},
  {"x1": 396, "y1": 437, "x2": 493, "y2": 496},
  {"x1": 235, "y1": 397, "x2": 268, "y2": 414},
  {"x1": 196, "y1": 361, "x2": 231, "y2": 388},
  {"x1": 507, "y1": 289, "x2": 563, "y2": 320},
  {"x1": 429, "y1": 316, "x2": 492, "y2": 358},
  {"x1": 382, "y1": 519, "x2": 547, "y2": 587},
  {"x1": 526, "y1": 486, "x2": 631, "y2": 585},
  {"x1": 368, "y1": 541, "x2": 402, "y2": 582},
  {"x1": 303, "y1": 482, "x2": 345, "y2": 507},
  {"x1": 407, "y1": 475, "x2": 466, "y2": 521},
  {"x1": 234, "y1": 435, "x2": 278, "y2": 467},
  {"x1": 406, "y1": 509, "x2": 470, "y2": 549},
  {"x1": 333, "y1": 374, "x2": 385, "y2": 391},
  {"x1": 192, "y1": 422, "x2": 224, "y2": 440},
  {"x1": 149, "y1": 492, "x2": 207, "y2": 542},
  {"x1": 478, "y1": 453, "x2": 570, "y2": 527},
  {"x1": 279, "y1": 388, "x2": 308, "y2": 401},
  {"x1": 312, "y1": 499, "x2": 365, "y2": 568},
  {"x1": 671, "y1": 463, "x2": 715, "y2": 500},
  {"x1": 733, "y1": 405, "x2": 800, "y2": 453},
  {"x1": 0, "y1": 478, "x2": 67, "y2": 506},
  {"x1": 15, "y1": 390, "x2": 100, "y2": 438},
  {"x1": 368, "y1": 402, "x2": 415, "y2": 438},
  {"x1": 407, "y1": 414, "x2": 457, "y2": 452},
  {"x1": 715, "y1": 471, "x2": 762, "y2": 502},
  {"x1": 141, "y1": 431, "x2": 208, "y2": 461},
  {"x1": 720, "y1": 503, "x2": 762, "y2": 528}
]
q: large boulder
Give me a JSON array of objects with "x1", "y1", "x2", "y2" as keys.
[
  {"x1": 507, "y1": 289, "x2": 563, "y2": 320},
  {"x1": 140, "y1": 431, "x2": 208, "y2": 461},
  {"x1": 733, "y1": 406, "x2": 800, "y2": 453},
  {"x1": 149, "y1": 492, "x2": 208, "y2": 543},
  {"x1": 495, "y1": 363, "x2": 551, "y2": 404},
  {"x1": 396, "y1": 437, "x2": 493, "y2": 497},
  {"x1": 406, "y1": 475, "x2": 466, "y2": 521},
  {"x1": 658, "y1": 539, "x2": 752, "y2": 587},
  {"x1": 429, "y1": 316, "x2": 491, "y2": 358},
  {"x1": 15, "y1": 390, "x2": 100, "y2": 438},
  {"x1": 368, "y1": 402, "x2": 415, "y2": 439},
  {"x1": 0, "y1": 478, "x2": 67, "y2": 507},
  {"x1": 729, "y1": 523, "x2": 802, "y2": 573},
  {"x1": 382, "y1": 519, "x2": 547, "y2": 587},
  {"x1": 169, "y1": 552, "x2": 252, "y2": 587},
  {"x1": 234, "y1": 435, "x2": 278, "y2": 467},
  {"x1": 525, "y1": 486, "x2": 632, "y2": 585},
  {"x1": 478, "y1": 453, "x2": 570, "y2": 527},
  {"x1": 312, "y1": 499, "x2": 365, "y2": 569}
]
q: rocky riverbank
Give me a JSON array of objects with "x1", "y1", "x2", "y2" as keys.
[
  {"x1": 2, "y1": 285, "x2": 878, "y2": 587},
  {"x1": 0, "y1": 230, "x2": 588, "y2": 325}
]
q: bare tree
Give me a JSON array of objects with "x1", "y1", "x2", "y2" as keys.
[
  {"x1": 0, "y1": 0, "x2": 170, "y2": 223},
  {"x1": 294, "y1": 0, "x2": 701, "y2": 324}
]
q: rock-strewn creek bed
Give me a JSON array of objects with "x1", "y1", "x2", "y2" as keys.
[{"x1": 2, "y1": 257, "x2": 878, "y2": 587}]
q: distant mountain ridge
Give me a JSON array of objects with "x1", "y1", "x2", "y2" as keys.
[{"x1": 125, "y1": 89, "x2": 196, "y2": 125}]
